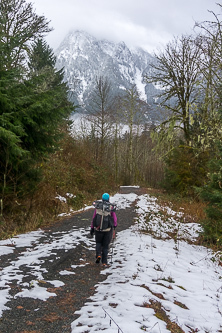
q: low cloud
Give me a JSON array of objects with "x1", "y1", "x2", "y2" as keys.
[{"x1": 33, "y1": 0, "x2": 220, "y2": 52}]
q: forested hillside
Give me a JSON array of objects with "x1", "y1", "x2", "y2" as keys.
[{"x1": 0, "y1": 0, "x2": 221, "y2": 250}]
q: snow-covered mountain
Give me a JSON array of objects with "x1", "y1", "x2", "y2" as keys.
[{"x1": 55, "y1": 30, "x2": 160, "y2": 117}]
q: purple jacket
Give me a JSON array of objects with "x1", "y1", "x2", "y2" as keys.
[{"x1": 91, "y1": 209, "x2": 117, "y2": 228}]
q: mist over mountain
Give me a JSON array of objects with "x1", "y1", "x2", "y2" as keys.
[{"x1": 55, "y1": 30, "x2": 161, "y2": 119}]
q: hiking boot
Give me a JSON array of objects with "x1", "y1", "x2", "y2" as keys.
[
  {"x1": 95, "y1": 256, "x2": 101, "y2": 263},
  {"x1": 102, "y1": 263, "x2": 110, "y2": 268}
]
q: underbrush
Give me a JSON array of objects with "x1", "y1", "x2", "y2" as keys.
[
  {"x1": 144, "y1": 188, "x2": 222, "y2": 252},
  {"x1": 146, "y1": 188, "x2": 206, "y2": 221},
  {"x1": 0, "y1": 135, "x2": 117, "y2": 240},
  {"x1": 0, "y1": 137, "x2": 211, "y2": 249},
  {"x1": 0, "y1": 183, "x2": 92, "y2": 240}
]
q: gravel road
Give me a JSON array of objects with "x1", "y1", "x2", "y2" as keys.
[{"x1": 0, "y1": 187, "x2": 144, "y2": 333}]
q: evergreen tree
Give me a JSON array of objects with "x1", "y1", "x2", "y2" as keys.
[
  {"x1": 198, "y1": 94, "x2": 222, "y2": 246},
  {"x1": 163, "y1": 145, "x2": 208, "y2": 196},
  {"x1": 0, "y1": 42, "x2": 28, "y2": 204},
  {"x1": 199, "y1": 144, "x2": 222, "y2": 246},
  {"x1": 28, "y1": 39, "x2": 56, "y2": 72},
  {"x1": 195, "y1": 8, "x2": 222, "y2": 246},
  {"x1": 19, "y1": 39, "x2": 73, "y2": 159},
  {"x1": 0, "y1": 1, "x2": 74, "y2": 211}
]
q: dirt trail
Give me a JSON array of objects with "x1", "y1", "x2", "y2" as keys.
[{"x1": 0, "y1": 187, "x2": 144, "y2": 333}]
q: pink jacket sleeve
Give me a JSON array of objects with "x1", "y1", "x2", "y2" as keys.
[
  {"x1": 91, "y1": 209, "x2": 96, "y2": 228},
  {"x1": 111, "y1": 211, "x2": 117, "y2": 227}
]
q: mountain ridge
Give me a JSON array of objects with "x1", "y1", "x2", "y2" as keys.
[{"x1": 55, "y1": 30, "x2": 160, "y2": 117}]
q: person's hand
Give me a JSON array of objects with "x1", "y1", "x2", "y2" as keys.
[{"x1": 90, "y1": 228, "x2": 94, "y2": 236}]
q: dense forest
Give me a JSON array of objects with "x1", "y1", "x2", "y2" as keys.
[{"x1": 0, "y1": 0, "x2": 221, "y2": 248}]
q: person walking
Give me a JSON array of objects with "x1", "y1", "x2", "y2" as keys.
[{"x1": 90, "y1": 193, "x2": 117, "y2": 267}]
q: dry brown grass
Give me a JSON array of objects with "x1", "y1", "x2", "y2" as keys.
[
  {"x1": 146, "y1": 187, "x2": 207, "y2": 224},
  {"x1": 142, "y1": 299, "x2": 185, "y2": 333},
  {"x1": 0, "y1": 182, "x2": 71, "y2": 239},
  {"x1": 0, "y1": 133, "x2": 207, "y2": 242},
  {"x1": 0, "y1": 135, "x2": 116, "y2": 240}
]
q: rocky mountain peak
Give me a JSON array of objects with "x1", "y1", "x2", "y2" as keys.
[{"x1": 55, "y1": 30, "x2": 160, "y2": 117}]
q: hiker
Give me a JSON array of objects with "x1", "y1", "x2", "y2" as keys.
[{"x1": 90, "y1": 193, "x2": 117, "y2": 266}]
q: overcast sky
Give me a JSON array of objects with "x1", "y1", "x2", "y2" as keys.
[{"x1": 32, "y1": 0, "x2": 221, "y2": 53}]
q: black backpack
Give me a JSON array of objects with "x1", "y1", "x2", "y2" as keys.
[{"x1": 92, "y1": 200, "x2": 116, "y2": 231}]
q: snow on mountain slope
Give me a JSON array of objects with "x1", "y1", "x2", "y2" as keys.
[{"x1": 55, "y1": 30, "x2": 160, "y2": 117}]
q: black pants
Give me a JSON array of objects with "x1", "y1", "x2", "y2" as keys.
[{"x1": 95, "y1": 229, "x2": 113, "y2": 264}]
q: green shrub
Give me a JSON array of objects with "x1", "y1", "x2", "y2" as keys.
[
  {"x1": 198, "y1": 145, "x2": 222, "y2": 247},
  {"x1": 162, "y1": 145, "x2": 209, "y2": 196}
]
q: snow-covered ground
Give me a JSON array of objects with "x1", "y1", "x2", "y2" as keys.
[
  {"x1": 70, "y1": 113, "x2": 150, "y2": 139},
  {"x1": 0, "y1": 192, "x2": 222, "y2": 333}
]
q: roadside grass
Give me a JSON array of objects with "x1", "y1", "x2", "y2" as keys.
[
  {"x1": 0, "y1": 176, "x2": 115, "y2": 240},
  {"x1": 141, "y1": 300, "x2": 185, "y2": 333},
  {"x1": 146, "y1": 187, "x2": 207, "y2": 224},
  {"x1": 0, "y1": 182, "x2": 80, "y2": 240},
  {"x1": 0, "y1": 185, "x2": 208, "y2": 244},
  {"x1": 0, "y1": 135, "x2": 117, "y2": 240},
  {"x1": 138, "y1": 187, "x2": 222, "y2": 255}
]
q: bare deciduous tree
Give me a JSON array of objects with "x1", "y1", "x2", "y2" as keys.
[
  {"x1": 86, "y1": 75, "x2": 115, "y2": 161},
  {"x1": 145, "y1": 35, "x2": 202, "y2": 144},
  {"x1": 191, "y1": 7, "x2": 222, "y2": 151},
  {"x1": 117, "y1": 84, "x2": 150, "y2": 184}
]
